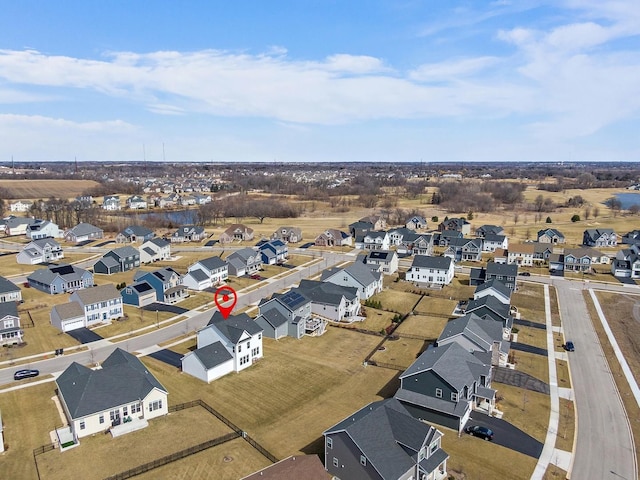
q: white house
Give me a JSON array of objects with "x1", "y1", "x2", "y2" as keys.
[
  {"x1": 184, "y1": 256, "x2": 229, "y2": 290},
  {"x1": 482, "y1": 234, "x2": 508, "y2": 253},
  {"x1": 102, "y1": 195, "x2": 121, "y2": 211},
  {"x1": 126, "y1": 195, "x2": 147, "y2": 209},
  {"x1": 364, "y1": 250, "x2": 399, "y2": 275},
  {"x1": 17, "y1": 238, "x2": 64, "y2": 265},
  {"x1": 26, "y1": 220, "x2": 62, "y2": 239},
  {"x1": 0, "y1": 276, "x2": 22, "y2": 304},
  {"x1": 56, "y1": 349, "x2": 168, "y2": 441},
  {"x1": 140, "y1": 238, "x2": 171, "y2": 264},
  {"x1": 406, "y1": 255, "x2": 455, "y2": 286},
  {"x1": 295, "y1": 280, "x2": 361, "y2": 322},
  {"x1": 321, "y1": 261, "x2": 383, "y2": 300},
  {"x1": 180, "y1": 342, "x2": 234, "y2": 383},
  {"x1": 9, "y1": 200, "x2": 33, "y2": 213},
  {"x1": 507, "y1": 243, "x2": 535, "y2": 267},
  {"x1": 0, "y1": 302, "x2": 23, "y2": 346},
  {"x1": 50, "y1": 284, "x2": 123, "y2": 332},
  {"x1": 355, "y1": 231, "x2": 391, "y2": 251}
]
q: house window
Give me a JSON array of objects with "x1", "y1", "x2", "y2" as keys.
[
  {"x1": 360, "y1": 455, "x2": 367, "y2": 466},
  {"x1": 149, "y1": 399, "x2": 163, "y2": 412},
  {"x1": 327, "y1": 437, "x2": 333, "y2": 449},
  {"x1": 451, "y1": 392, "x2": 458, "y2": 401},
  {"x1": 430, "y1": 442, "x2": 439, "y2": 454},
  {"x1": 435, "y1": 388, "x2": 443, "y2": 398},
  {"x1": 131, "y1": 403, "x2": 141, "y2": 414},
  {"x1": 123, "y1": 406, "x2": 128, "y2": 416},
  {"x1": 99, "y1": 415, "x2": 104, "y2": 424},
  {"x1": 79, "y1": 421, "x2": 85, "y2": 430},
  {"x1": 238, "y1": 344, "x2": 242, "y2": 352},
  {"x1": 333, "y1": 457, "x2": 339, "y2": 468}
]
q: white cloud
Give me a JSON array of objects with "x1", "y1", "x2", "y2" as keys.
[
  {"x1": 409, "y1": 56, "x2": 501, "y2": 82},
  {"x1": 0, "y1": 113, "x2": 135, "y2": 132}
]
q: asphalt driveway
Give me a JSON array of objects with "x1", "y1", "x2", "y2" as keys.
[
  {"x1": 467, "y1": 413, "x2": 544, "y2": 458},
  {"x1": 511, "y1": 342, "x2": 547, "y2": 356},
  {"x1": 142, "y1": 302, "x2": 188, "y2": 315},
  {"x1": 148, "y1": 349, "x2": 183, "y2": 368},
  {"x1": 513, "y1": 318, "x2": 546, "y2": 330},
  {"x1": 66, "y1": 327, "x2": 104, "y2": 344}
]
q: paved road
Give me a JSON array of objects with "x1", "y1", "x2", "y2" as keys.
[{"x1": 555, "y1": 281, "x2": 636, "y2": 480}]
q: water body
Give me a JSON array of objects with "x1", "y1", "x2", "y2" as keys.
[{"x1": 614, "y1": 192, "x2": 640, "y2": 210}]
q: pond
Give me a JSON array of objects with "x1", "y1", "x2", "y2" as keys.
[{"x1": 614, "y1": 192, "x2": 640, "y2": 210}]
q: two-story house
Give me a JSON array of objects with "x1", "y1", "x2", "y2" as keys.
[
  {"x1": 583, "y1": 228, "x2": 617, "y2": 247},
  {"x1": 387, "y1": 227, "x2": 412, "y2": 247},
  {"x1": 256, "y1": 290, "x2": 313, "y2": 339},
  {"x1": 295, "y1": 280, "x2": 361, "y2": 322},
  {"x1": 26, "y1": 220, "x2": 62, "y2": 240},
  {"x1": 16, "y1": 238, "x2": 64, "y2": 265},
  {"x1": 611, "y1": 245, "x2": 640, "y2": 279},
  {"x1": 140, "y1": 238, "x2": 171, "y2": 264},
  {"x1": 27, "y1": 264, "x2": 94, "y2": 294},
  {"x1": 93, "y1": 246, "x2": 141, "y2": 275},
  {"x1": 355, "y1": 231, "x2": 391, "y2": 251},
  {"x1": 406, "y1": 256, "x2": 455, "y2": 287},
  {"x1": 9, "y1": 200, "x2": 33, "y2": 213},
  {"x1": 398, "y1": 233, "x2": 434, "y2": 256},
  {"x1": 126, "y1": 195, "x2": 147, "y2": 209},
  {"x1": 482, "y1": 234, "x2": 508, "y2": 253},
  {"x1": 507, "y1": 243, "x2": 535, "y2": 267},
  {"x1": 227, "y1": 248, "x2": 263, "y2": 277},
  {"x1": 0, "y1": 302, "x2": 23, "y2": 346},
  {"x1": 486, "y1": 261, "x2": 518, "y2": 291},
  {"x1": 102, "y1": 195, "x2": 121, "y2": 211},
  {"x1": 0, "y1": 276, "x2": 21, "y2": 304},
  {"x1": 133, "y1": 268, "x2": 187, "y2": 304},
  {"x1": 405, "y1": 215, "x2": 428, "y2": 230},
  {"x1": 271, "y1": 226, "x2": 303, "y2": 243},
  {"x1": 183, "y1": 256, "x2": 229, "y2": 290},
  {"x1": 475, "y1": 225, "x2": 504, "y2": 238},
  {"x1": 537, "y1": 228, "x2": 565, "y2": 244},
  {"x1": 395, "y1": 342, "x2": 495, "y2": 432},
  {"x1": 364, "y1": 250, "x2": 399, "y2": 275},
  {"x1": 50, "y1": 284, "x2": 123, "y2": 332},
  {"x1": 438, "y1": 217, "x2": 471, "y2": 235},
  {"x1": 321, "y1": 262, "x2": 383, "y2": 300},
  {"x1": 170, "y1": 225, "x2": 207, "y2": 243},
  {"x1": 444, "y1": 238, "x2": 483, "y2": 262},
  {"x1": 5, "y1": 216, "x2": 38, "y2": 236},
  {"x1": 258, "y1": 240, "x2": 288, "y2": 265},
  {"x1": 473, "y1": 279, "x2": 512, "y2": 305}
]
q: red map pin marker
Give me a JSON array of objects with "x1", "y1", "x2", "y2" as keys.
[{"x1": 214, "y1": 286, "x2": 237, "y2": 319}]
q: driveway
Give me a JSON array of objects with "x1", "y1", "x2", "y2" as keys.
[
  {"x1": 66, "y1": 327, "x2": 104, "y2": 344},
  {"x1": 467, "y1": 413, "x2": 544, "y2": 458},
  {"x1": 93, "y1": 240, "x2": 115, "y2": 247},
  {"x1": 142, "y1": 303, "x2": 188, "y2": 315},
  {"x1": 299, "y1": 242, "x2": 314, "y2": 249},
  {"x1": 514, "y1": 318, "x2": 546, "y2": 330},
  {"x1": 148, "y1": 349, "x2": 183, "y2": 368},
  {"x1": 493, "y1": 366, "x2": 550, "y2": 394},
  {"x1": 511, "y1": 342, "x2": 547, "y2": 356}
]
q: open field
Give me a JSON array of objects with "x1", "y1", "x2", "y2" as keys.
[
  {"x1": 0, "y1": 252, "x2": 98, "y2": 276},
  {"x1": 496, "y1": 383, "x2": 549, "y2": 443},
  {"x1": 369, "y1": 337, "x2": 427, "y2": 368},
  {"x1": 413, "y1": 294, "x2": 458, "y2": 317},
  {"x1": 359, "y1": 308, "x2": 396, "y2": 332},
  {"x1": 511, "y1": 350, "x2": 549, "y2": 384},
  {"x1": 367, "y1": 289, "x2": 422, "y2": 315},
  {"x1": 512, "y1": 283, "x2": 546, "y2": 323},
  {"x1": 36, "y1": 405, "x2": 236, "y2": 480},
  {"x1": 516, "y1": 325, "x2": 548, "y2": 350},
  {"x1": 0, "y1": 179, "x2": 100, "y2": 200}
]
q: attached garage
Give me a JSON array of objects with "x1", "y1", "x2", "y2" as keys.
[
  {"x1": 181, "y1": 342, "x2": 234, "y2": 383},
  {"x1": 50, "y1": 302, "x2": 85, "y2": 332}
]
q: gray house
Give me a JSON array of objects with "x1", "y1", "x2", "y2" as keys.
[
  {"x1": 537, "y1": 228, "x2": 565, "y2": 244},
  {"x1": 16, "y1": 238, "x2": 64, "y2": 265},
  {"x1": 395, "y1": 342, "x2": 495, "y2": 432},
  {"x1": 227, "y1": 248, "x2": 262, "y2": 277},
  {"x1": 170, "y1": 225, "x2": 206, "y2": 243},
  {"x1": 486, "y1": 261, "x2": 518, "y2": 291},
  {"x1": 583, "y1": 228, "x2": 617, "y2": 247},
  {"x1": 0, "y1": 302, "x2": 23, "y2": 346},
  {"x1": 94, "y1": 246, "x2": 140, "y2": 274},
  {"x1": 256, "y1": 290, "x2": 313, "y2": 339},
  {"x1": 116, "y1": 225, "x2": 155, "y2": 244},
  {"x1": 64, "y1": 223, "x2": 104, "y2": 243},
  {"x1": 27, "y1": 264, "x2": 94, "y2": 294},
  {"x1": 444, "y1": 237, "x2": 483, "y2": 262},
  {"x1": 323, "y1": 398, "x2": 449, "y2": 480},
  {"x1": 0, "y1": 276, "x2": 22, "y2": 304},
  {"x1": 475, "y1": 224, "x2": 504, "y2": 238}
]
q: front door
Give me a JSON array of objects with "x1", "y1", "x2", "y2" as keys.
[{"x1": 110, "y1": 409, "x2": 121, "y2": 426}]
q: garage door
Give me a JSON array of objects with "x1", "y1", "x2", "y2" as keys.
[{"x1": 63, "y1": 319, "x2": 85, "y2": 332}]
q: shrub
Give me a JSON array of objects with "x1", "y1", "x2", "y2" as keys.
[
  {"x1": 571, "y1": 214, "x2": 581, "y2": 222},
  {"x1": 546, "y1": 216, "x2": 552, "y2": 223},
  {"x1": 431, "y1": 216, "x2": 439, "y2": 223}
]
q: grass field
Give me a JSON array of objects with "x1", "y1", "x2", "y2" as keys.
[
  {"x1": 497, "y1": 383, "x2": 549, "y2": 443},
  {"x1": 0, "y1": 179, "x2": 100, "y2": 200},
  {"x1": 359, "y1": 308, "x2": 396, "y2": 332},
  {"x1": 395, "y1": 314, "x2": 449, "y2": 339},
  {"x1": 555, "y1": 398, "x2": 575, "y2": 453},
  {"x1": 369, "y1": 337, "x2": 427, "y2": 368},
  {"x1": 367, "y1": 289, "x2": 422, "y2": 315},
  {"x1": 512, "y1": 283, "x2": 546, "y2": 323},
  {"x1": 511, "y1": 350, "x2": 549, "y2": 384}
]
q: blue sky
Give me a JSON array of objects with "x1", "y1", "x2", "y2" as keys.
[{"x1": 0, "y1": 1, "x2": 639, "y2": 162}]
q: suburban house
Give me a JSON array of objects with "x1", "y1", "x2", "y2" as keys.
[
  {"x1": 27, "y1": 264, "x2": 94, "y2": 294},
  {"x1": 94, "y1": 246, "x2": 141, "y2": 275},
  {"x1": 387, "y1": 227, "x2": 413, "y2": 246},
  {"x1": 0, "y1": 302, "x2": 23, "y2": 346},
  {"x1": 583, "y1": 228, "x2": 617, "y2": 247},
  {"x1": 295, "y1": 279, "x2": 361, "y2": 322},
  {"x1": 242, "y1": 455, "x2": 327, "y2": 480},
  {"x1": 482, "y1": 234, "x2": 508, "y2": 253},
  {"x1": 493, "y1": 248, "x2": 508, "y2": 264},
  {"x1": 398, "y1": 233, "x2": 434, "y2": 256},
  {"x1": 321, "y1": 261, "x2": 383, "y2": 300},
  {"x1": 259, "y1": 240, "x2": 288, "y2": 265},
  {"x1": 227, "y1": 248, "x2": 263, "y2": 277},
  {"x1": 621, "y1": 230, "x2": 640, "y2": 246},
  {"x1": 315, "y1": 229, "x2": 352, "y2": 247},
  {"x1": 507, "y1": 243, "x2": 535, "y2": 267},
  {"x1": 133, "y1": 268, "x2": 187, "y2": 304},
  {"x1": 355, "y1": 231, "x2": 391, "y2": 251},
  {"x1": 140, "y1": 238, "x2": 171, "y2": 264},
  {"x1": 473, "y1": 279, "x2": 512, "y2": 305},
  {"x1": 433, "y1": 230, "x2": 463, "y2": 247},
  {"x1": 537, "y1": 228, "x2": 565, "y2": 244},
  {"x1": 405, "y1": 215, "x2": 428, "y2": 230},
  {"x1": 4, "y1": 216, "x2": 38, "y2": 236},
  {"x1": 611, "y1": 245, "x2": 640, "y2": 279},
  {"x1": 323, "y1": 398, "x2": 448, "y2": 480},
  {"x1": 465, "y1": 296, "x2": 513, "y2": 338},
  {"x1": 359, "y1": 215, "x2": 387, "y2": 231},
  {"x1": 56, "y1": 348, "x2": 168, "y2": 440},
  {"x1": 395, "y1": 342, "x2": 495, "y2": 432},
  {"x1": 16, "y1": 238, "x2": 64, "y2": 265},
  {"x1": 486, "y1": 262, "x2": 518, "y2": 291},
  {"x1": 50, "y1": 284, "x2": 123, "y2": 332},
  {"x1": 126, "y1": 195, "x2": 147, "y2": 209},
  {"x1": 475, "y1": 225, "x2": 504, "y2": 238},
  {"x1": 406, "y1": 256, "x2": 455, "y2": 287},
  {"x1": 533, "y1": 243, "x2": 553, "y2": 263},
  {"x1": 0, "y1": 275, "x2": 21, "y2": 304},
  {"x1": 436, "y1": 312, "x2": 510, "y2": 367},
  {"x1": 219, "y1": 224, "x2": 254, "y2": 243},
  {"x1": 183, "y1": 311, "x2": 263, "y2": 382},
  {"x1": 116, "y1": 225, "x2": 155, "y2": 244},
  {"x1": 102, "y1": 195, "x2": 121, "y2": 210},
  {"x1": 549, "y1": 254, "x2": 565, "y2": 272},
  {"x1": 64, "y1": 223, "x2": 104, "y2": 243},
  {"x1": 364, "y1": 250, "x2": 399, "y2": 275},
  {"x1": 121, "y1": 281, "x2": 157, "y2": 307},
  {"x1": 9, "y1": 200, "x2": 33, "y2": 213},
  {"x1": 183, "y1": 256, "x2": 228, "y2": 290},
  {"x1": 438, "y1": 217, "x2": 471, "y2": 235},
  {"x1": 349, "y1": 221, "x2": 374, "y2": 238},
  {"x1": 271, "y1": 226, "x2": 303, "y2": 243},
  {"x1": 444, "y1": 237, "x2": 483, "y2": 262},
  {"x1": 26, "y1": 220, "x2": 62, "y2": 239},
  {"x1": 256, "y1": 290, "x2": 316, "y2": 340},
  {"x1": 170, "y1": 225, "x2": 207, "y2": 243}
]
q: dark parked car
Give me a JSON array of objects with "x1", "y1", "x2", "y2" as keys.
[
  {"x1": 465, "y1": 425, "x2": 494, "y2": 441},
  {"x1": 14, "y1": 369, "x2": 40, "y2": 381},
  {"x1": 250, "y1": 274, "x2": 262, "y2": 280},
  {"x1": 564, "y1": 341, "x2": 575, "y2": 352},
  {"x1": 519, "y1": 272, "x2": 531, "y2": 276}
]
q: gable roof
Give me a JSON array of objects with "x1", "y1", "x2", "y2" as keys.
[
  {"x1": 486, "y1": 261, "x2": 518, "y2": 277},
  {"x1": 256, "y1": 309, "x2": 289, "y2": 329},
  {"x1": 241, "y1": 455, "x2": 327, "y2": 480},
  {"x1": 67, "y1": 223, "x2": 102, "y2": 236},
  {"x1": 56, "y1": 348, "x2": 167, "y2": 419},
  {"x1": 206, "y1": 311, "x2": 263, "y2": 343},
  {"x1": 0, "y1": 301, "x2": 19, "y2": 319},
  {"x1": 186, "y1": 268, "x2": 209, "y2": 282},
  {"x1": 474, "y1": 279, "x2": 512, "y2": 300},
  {"x1": 321, "y1": 261, "x2": 382, "y2": 287},
  {"x1": 51, "y1": 301, "x2": 85, "y2": 321},
  {"x1": 72, "y1": 284, "x2": 120, "y2": 305},
  {"x1": 271, "y1": 289, "x2": 311, "y2": 311},
  {"x1": 27, "y1": 264, "x2": 91, "y2": 285},
  {"x1": 438, "y1": 313, "x2": 505, "y2": 351},
  {"x1": 121, "y1": 225, "x2": 153, "y2": 237},
  {"x1": 410, "y1": 255, "x2": 452, "y2": 270},
  {"x1": 190, "y1": 341, "x2": 234, "y2": 369},
  {"x1": 466, "y1": 295, "x2": 510, "y2": 320},
  {"x1": 197, "y1": 256, "x2": 228, "y2": 271},
  {"x1": 366, "y1": 250, "x2": 397, "y2": 261},
  {"x1": 228, "y1": 247, "x2": 260, "y2": 263},
  {"x1": 108, "y1": 246, "x2": 140, "y2": 259},
  {"x1": 145, "y1": 237, "x2": 170, "y2": 248},
  {"x1": 0, "y1": 275, "x2": 20, "y2": 295},
  {"x1": 296, "y1": 279, "x2": 358, "y2": 305}
]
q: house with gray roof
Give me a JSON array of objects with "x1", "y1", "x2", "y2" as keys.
[
  {"x1": 184, "y1": 256, "x2": 228, "y2": 290},
  {"x1": 465, "y1": 296, "x2": 513, "y2": 338},
  {"x1": 64, "y1": 223, "x2": 104, "y2": 243},
  {"x1": 26, "y1": 219, "x2": 62, "y2": 240},
  {"x1": 482, "y1": 234, "x2": 508, "y2": 253},
  {"x1": 473, "y1": 279, "x2": 512, "y2": 305},
  {"x1": 321, "y1": 261, "x2": 383, "y2": 299},
  {"x1": 102, "y1": 195, "x2": 121, "y2": 211},
  {"x1": 405, "y1": 215, "x2": 428, "y2": 231},
  {"x1": 0, "y1": 275, "x2": 21, "y2": 304},
  {"x1": 16, "y1": 238, "x2": 64, "y2": 265},
  {"x1": 433, "y1": 230, "x2": 464, "y2": 247},
  {"x1": 387, "y1": 226, "x2": 413, "y2": 246},
  {"x1": 256, "y1": 289, "x2": 318, "y2": 339},
  {"x1": 56, "y1": 348, "x2": 168, "y2": 441},
  {"x1": 271, "y1": 226, "x2": 303, "y2": 243},
  {"x1": 295, "y1": 280, "x2": 361, "y2": 322},
  {"x1": 4, "y1": 216, "x2": 38, "y2": 236},
  {"x1": 397, "y1": 232, "x2": 434, "y2": 256},
  {"x1": 364, "y1": 250, "x2": 398, "y2": 275},
  {"x1": 140, "y1": 238, "x2": 171, "y2": 264},
  {"x1": 259, "y1": 239, "x2": 288, "y2": 265},
  {"x1": 438, "y1": 217, "x2": 471, "y2": 235},
  {"x1": 51, "y1": 284, "x2": 123, "y2": 332},
  {"x1": 94, "y1": 246, "x2": 140, "y2": 274},
  {"x1": 0, "y1": 302, "x2": 23, "y2": 346},
  {"x1": 437, "y1": 313, "x2": 510, "y2": 367},
  {"x1": 444, "y1": 237, "x2": 483, "y2": 262},
  {"x1": 314, "y1": 228, "x2": 352, "y2": 247},
  {"x1": 537, "y1": 228, "x2": 565, "y2": 244},
  {"x1": 27, "y1": 264, "x2": 94, "y2": 294},
  {"x1": 116, "y1": 225, "x2": 155, "y2": 244},
  {"x1": 227, "y1": 248, "x2": 262, "y2": 277},
  {"x1": 170, "y1": 225, "x2": 207, "y2": 243},
  {"x1": 611, "y1": 245, "x2": 640, "y2": 279},
  {"x1": 181, "y1": 341, "x2": 235, "y2": 383},
  {"x1": 133, "y1": 268, "x2": 187, "y2": 304},
  {"x1": 395, "y1": 342, "x2": 495, "y2": 432},
  {"x1": 475, "y1": 224, "x2": 504, "y2": 238},
  {"x1": 406, "y1": 255, "x2": 454, "y2": 287},
  {"x1": 323, "y1": 398, "x2": 449, "y2": 480},
  {"x1": 121, "y1": 281, "x2": 157, "y2": 307},
  {"x1": 486, "y1": 261, "x2": 518, "y2": 291},
  {"x1": 355, "y1": 231, "x2": 390, "y2": 251},
  {"x1": 219, "y1": 224, "x2": 254, "y2": 243},
  {"x1": 583, "y1": 228, "x2": 617, "y2": 247}
]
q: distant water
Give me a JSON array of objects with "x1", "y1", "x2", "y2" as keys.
[{"x1": 614, "y1": 192, "x2": 640, "y2": 210}]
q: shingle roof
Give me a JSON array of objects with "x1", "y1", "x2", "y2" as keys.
[
  {"x1": 27, "y1": 264, "x2": 91, "y2": 285},
  {"x1": 122, "y1": 225, "x2": 153, "y2": 237},
  {"x1": 96, "y1": 256, "x2": 119, "y2": 270},
  {"x1": 474, "y1": 279, "x2": 512, "y2": 299},
  {"x1": 466, "y1": 295, "x2": 510, "y2": 320},
  {"x1": 190, "y1": 341, "x2": 233, "y2": 369},
  {"x1": 297, "y1": 279, "x2": 358, "y2": 305},
  {"x1": 0, "y1": 275, "x2": 20, "y2": 295},
  {"x1": 0, "y1": 301, "x2": 18, "y2": 319},
  {"x1": 146, "y1": 237, "x2": 170, "y2": 248},
  {"x1": 109, "y1": 246, "x2": 140, "y2": 259},
  {"x1": 410, "y1": 255, "x2": 452, "y2": 270},
  {"x1": 206, "y1": 311, "x2": 263, "y2": 344},
  {"x1": 197, "y1": 256, "x2": 228, "y2": 271},
  {"x1": 437, "y1": 313, "x2": 504, "y2": 352},
  {"x1": 486, "y1": 261, "x2": 518, "y2": 277},
  {"x1": 257, "y1": 309, "x2": 289, "y2": 329},
  {"x1": 321, "y1": 261, "x2": 381, "y2": 287},
  {"x1": 72, "y1": 284, "x2": 120, "y2": 305},
  {"x1": 240, "y1": 455, "x2": 327, "y2": 480},
  {"x1": 67, "y1": 223, "x2": 102, "y2": 236},
  {"x1": 366, "y1": 250, "x2": 396, "y2": 261},
  {"x1": 228, "y1": 248, "x2": 260, "y2": 263},
  {"x1": 56, "y1": 348, "x2": 167, "y2": 419},
  {"x1": 52, "y1": 301, "x2": 85, "y2": 321},
  {"x1": 186, "y1": 268, "x2": 209, "y2": 282}
]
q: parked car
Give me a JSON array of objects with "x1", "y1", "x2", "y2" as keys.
[
  {"x1": 564, "y1": 341, "x2": 575, "y2": 352},
  {"x1": 465, "y1": 425, "x2": 494, "y2": 441},
  {"x1": 519, "y1": 272, "x2": 531, "y2": 276},
  {"x1": 250, "y1": 274, "x2": 262, "y2": 280},
  {"x1": 14, "y1": 369, "x2": 40, "y2": 381}
]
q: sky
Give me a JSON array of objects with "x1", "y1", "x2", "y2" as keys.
[{"x1": 0, "y1": 0, "x2": 639, "y2": 163}]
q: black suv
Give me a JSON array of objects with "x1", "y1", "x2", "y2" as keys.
[
  {"x1": 465, "y1": 425, "x2": 494, "y2": 441},
  {"x1": 14, "y1": 369, "x2": 40, "y2": 381}
]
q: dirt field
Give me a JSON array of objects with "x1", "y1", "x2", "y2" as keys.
[{"x1": 0, "y1": 179, "x2": 100, "y2": 200}]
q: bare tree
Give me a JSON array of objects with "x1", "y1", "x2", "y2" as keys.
[
  {"x1": 583, "y1": 206, "x2": 591, "y2": 220},
  {"x1": 513, "y1": 213, "x2": 519, "y2": 225}
]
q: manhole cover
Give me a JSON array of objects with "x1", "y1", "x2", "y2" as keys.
[
  {"x1": 378, "y1": 346, "x2": 386, "y2": 351},
  {"x1": 223, "y1": 456, "x2": 233, "y2": 463}
]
